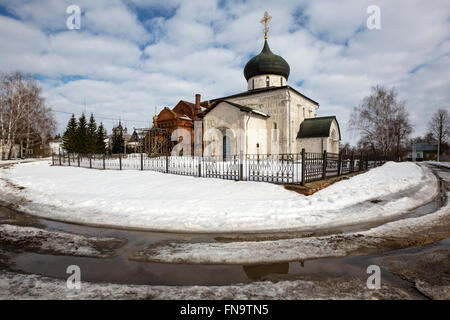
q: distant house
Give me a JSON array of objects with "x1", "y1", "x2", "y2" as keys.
[
  {"x1": 107, "y1": 121, "x2": 132, "y2": 151},
  {"x1": 49, "y1": 138, "x2": 63, "y2": 155},
  {"x1": 407, "y1": 142, "x2": 438, "y2": 161}
]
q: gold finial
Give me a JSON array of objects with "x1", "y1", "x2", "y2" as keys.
[{"x1": 260, "y1": 11, "x2": 272, "y2": 39}]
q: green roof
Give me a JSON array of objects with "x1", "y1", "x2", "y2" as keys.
[
  {"x1": 244, "y1": 40, "x2": 290, "y2": 81},
  {"x1": 297, "y1": 116, "x2": 340, "y2": 139}
]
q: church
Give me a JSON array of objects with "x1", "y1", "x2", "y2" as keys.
[{"x1": 152, "y1": 12, "x2": 340, "y2": 156}]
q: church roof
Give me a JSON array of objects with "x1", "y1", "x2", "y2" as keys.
[
  {"x1": 210, "y1": 85, "x2": 319, "y2": 106},
  {"x1": 297, "y1": 116, "x2": 340, "y2": 139},
  {"x1": 202, "y1": 100, "x2": 270, "y2": 118},
  {"x1": 244, "y1": 40, "x2": 290, "y2": 81}
]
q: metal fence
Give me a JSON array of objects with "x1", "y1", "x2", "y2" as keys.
[{"x1": 52, "y1": 149, "x2": 391, "y2": 185}]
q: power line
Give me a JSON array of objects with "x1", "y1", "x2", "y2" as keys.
[{"x1": 51, "y1": 109, "x2": 151, "y2": 124}]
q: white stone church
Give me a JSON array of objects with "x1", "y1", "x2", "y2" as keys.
[{"x1": 202, "y1": 18, "x2": 340, "y2": 156}]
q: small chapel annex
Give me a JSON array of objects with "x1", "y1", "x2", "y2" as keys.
[{"x1": 152, "y1": 12, "x2": 340, "y2": 156}]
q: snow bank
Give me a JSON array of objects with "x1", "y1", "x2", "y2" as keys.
[
  {"x1": 427, "y1": 161, "x2": 450, "y2": 169},
  {"x1": 0, "y1": 224, "x2": 125, "y2": 258},
  {"x1": 132, "y1": 181, "x2": 450, "y2": 265},
  {"x1": 0, "y1": 270, "x2": 411, "y2": 300},
  {"x1": 0, "y1": 161, "x2": 438, "y2": 233}
]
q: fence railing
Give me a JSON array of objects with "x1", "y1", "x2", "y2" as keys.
[{"x1": 52, "y1": 150, "x2": 392, "y2": 185}]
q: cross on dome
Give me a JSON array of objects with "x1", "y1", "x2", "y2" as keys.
[{"x1": 260, "y1": 11, "x2": 272, "y2": 39}]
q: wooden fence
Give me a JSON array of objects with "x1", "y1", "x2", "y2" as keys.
[{"x1": 52, "y1": 149, "x2": 391, "y2": 185}]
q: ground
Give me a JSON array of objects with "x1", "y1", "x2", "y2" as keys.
[{"x1": 0, "y1": 159, "x2": 449, "y2": 300}]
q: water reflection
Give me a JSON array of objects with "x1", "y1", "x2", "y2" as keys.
[{"x1": 243, "y1": 263, "x2": 289, "y2": 280}]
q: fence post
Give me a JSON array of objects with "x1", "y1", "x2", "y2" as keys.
[
  {"x1": 52, "y1": 154, "x2": 55, "y2": 166},
  {"x1": 58, "y1": 152, "x2": 61, "y2": 166},
  {"x1": 165, "y1": 154, "x2": 169, "y2": 173},
  {"x1": 239, "y1": 157, "x2": 243, "y2": 181},
  {"x1": 77, "y1": 154, "x2": 80, "y2": 167},
  {"x1": 198, "y1": 158, "x2": 202, "y2": 177},
  {"x1": 89, "y1": 154, "x2": 92, "y2": 169},
  {"x1": 119, "y1": 154, "x2": 122, "y2": 170},
  {"x1": 350, "y1": 151, "x2": 354, "y2": 172},
  {"x1": 103, "y1": 154, "x2": 106, "y2": 170},
  {"x1": 141, "y1": 153, "x2": 144, "y2": 171},
  {"x1": 322, "y1": 150, "x2": 327, "y2": 180},
  {"x1": 68, "y1": 153, "x2": 71, "y2": 166},
  {"x1": 359, "y1": 153, "x2": 363, "y2": 171},
  {"x1": 301, "y1": 148, "x2": 306, "y2": 186},
  {"x1": 337, "y1": 152, "x2": 342, "y2": 176}
]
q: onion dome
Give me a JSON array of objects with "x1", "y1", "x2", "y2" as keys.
[{"x1": 243, "y1": 40, "x2": 290, "y2": 81}]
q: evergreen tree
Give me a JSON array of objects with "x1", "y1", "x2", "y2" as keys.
[
  {"x1": 62, "y1": 114, "x2": 77, "y2": 153},
  {"x1": 75, "y1": 113, "x2": 88, "y2": 154},
  {"x1": 87, "y1": 113, "x2": 98, "y2": 154},
  {"x1": 96, "y1": 122, "x2": 107, "y2": 154},
  {"x1": 111, "y1": 129, "x2": 125, "y2": 154}
]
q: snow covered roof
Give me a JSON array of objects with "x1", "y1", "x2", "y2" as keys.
[{"x1": 203, "y1": 100, "x2": 270, "y2": 118}]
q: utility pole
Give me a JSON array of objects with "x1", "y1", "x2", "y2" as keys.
[{"x1": 438, "y1": 118, "x2": 442, "y2": 162}]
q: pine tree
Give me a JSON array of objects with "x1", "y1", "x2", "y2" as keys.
[
  {"x1": 111, "y1": 130, "x2": 125, "y2": 154},
  {"x1": 62, "y1": 114, "x2": 77, "y2": 153},
  {"x1": 96, "y1": 122, "x2": 107, "y2": 154},
  {"x1": 75, "y1": 113, "x2": 88, "y2": 154},
  {"x1": 87, "y1": 113, "x2": 98, "y2": 154}
]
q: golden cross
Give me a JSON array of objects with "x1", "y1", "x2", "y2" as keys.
[{"x1": 260, "y1": 11, "x2": 272, "y2": 39}]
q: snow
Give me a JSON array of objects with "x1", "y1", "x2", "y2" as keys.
[
  {"x1": 0, "y1": 159, "x2": 48, "y2": 165},
  {"x1": 427, "y1": 161, "x2": 450, "y2": 168},
  {"x1": 132, "y1": 196, "x2": 450, "y2": 264},
  {"x1": 0, "y1": 270, "x2": 412, "y2": 300},
  {"x1": 130, "y1": 167, "x2": 450, "y2": 264},
  {"x1": 0, "y1": 161, "x2": 438, "y2": 233},
  {"x1": 0, "y1": 224, "x2": 125, "y2": 258}
]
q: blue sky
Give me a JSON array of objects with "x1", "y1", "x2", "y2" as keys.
[{"x1": 0, "y1": 0, "x2": 448, "y2": 144}]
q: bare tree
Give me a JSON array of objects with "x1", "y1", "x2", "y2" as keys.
[
  {"x1": 427, "y1": 109, "x2": 450, "y2": 161},
  {"x1": 349, "y1": 85, "x2": 412, "y2": 159},
  {"x1": 0, "y1": 71, "x2": 56, "y2": 159}
]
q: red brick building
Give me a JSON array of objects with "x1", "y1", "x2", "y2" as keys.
[{"x1": 146, "y1": 94, "x2": 209, "y2": 155}]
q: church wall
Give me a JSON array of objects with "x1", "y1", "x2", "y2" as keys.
[
  {"x1": 326, "y1": 120, "x2": 340, "y2": 154},
  {"x1": 203, "y1": 103, "x2": 242, "y2": 156},
  {"x1": 247, "y1": 74, "x2": 287, "y2": 90},
  {"x1": 246, "y1": 114, "x2": 269, "y2": 154},
  {"x1": 296, "y1": 137, "x2": 326, "y2": 154},
  {"x1": 203, "y1": 102, "x2": 268, "y2": 155},
  {"x1": 226, "y1": 89, "x2": 289, "y2": 154},
  {"x1": 289, "y1": 91, "x2": 318, "y2": 154}
]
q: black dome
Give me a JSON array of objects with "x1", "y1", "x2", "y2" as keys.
[{"x1": 244, "y1": 40, "x2": 290, "y2": 81}]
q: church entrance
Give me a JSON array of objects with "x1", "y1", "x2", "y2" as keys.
[
  {"x1": 219, "y1": 127, "x2": 233, "y2": 161},
  {"x1": 223, "y1": 135, "x2": 230, "y2": 160}
]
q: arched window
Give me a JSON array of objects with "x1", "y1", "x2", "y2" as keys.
[
  {"x1": 272, "y1": 122, "x2": 278, "y2": 141},
  {"x1": 266, "y1": 76, "x2": 270, "y2": 87}
]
